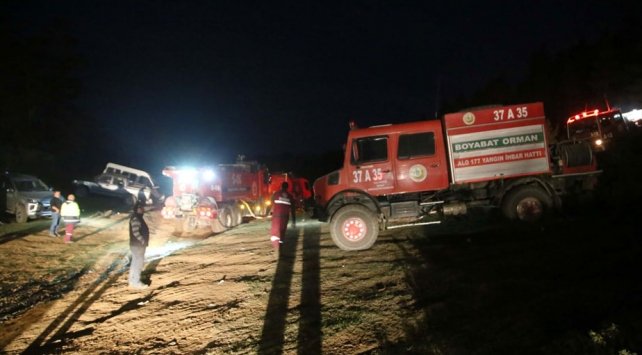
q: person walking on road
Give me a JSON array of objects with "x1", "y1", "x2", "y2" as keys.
[
  {"x1": 270, "y1": 182, "x2": 296, "y2": 249},
  {"x1": 129, "y1": 203, "x2": 149, "y2": 289},
  {"x1": 49, "y1": 190, "x2": 63, "y2": 237},
  {"x1": 60, "y1": 194, "x2": 80, "y2": 243}
]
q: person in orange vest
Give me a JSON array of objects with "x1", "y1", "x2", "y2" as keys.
[{"x1": 270, "y1": 182, "x2": 296, "y2": 248}]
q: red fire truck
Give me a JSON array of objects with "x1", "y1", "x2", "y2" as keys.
[
  {"x1": 161, "y1": 161, "x2": 271, "y2": 234},
  {"x1": 314, "y1": 102, "x2": 600, "y2": 250},
  {"x1": 268, "y1": 172, "x2": 313, "y2": 211},
  {"x1": 565, "y1": 107, "x2": 630, "y2": 151}
]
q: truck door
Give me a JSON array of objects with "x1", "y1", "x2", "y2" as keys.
[
  {"x1": 396, "y1": 131, "x2": 449, "y2": 193},
  {"x1": 348, "y1": 135, "x2": 395, "y2": 193}
]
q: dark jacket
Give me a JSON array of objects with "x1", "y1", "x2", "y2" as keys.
[
  {"x1": 129, "y1": 213, "x2": 149, "y2": 247},
  {"x1": 51, "y1": 197, "x2": 62, "y2": 214}
]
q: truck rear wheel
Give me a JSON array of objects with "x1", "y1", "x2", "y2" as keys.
[
  {"x1": 232, "y1": 204, "x2": 243, "y2": 226},
  {"x1": 501, "y1": 185, "x2": 552, "y2": 222},
  {"x1": 330, "y1": 205, "x2": 379, "y2": 251},
  {"x1": 219, "y1": 206, "x2": 234, "y2": 228}
]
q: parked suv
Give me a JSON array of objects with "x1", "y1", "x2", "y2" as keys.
[{"x1": 2, "y1": 172, "x2": 53, "y2": 223}]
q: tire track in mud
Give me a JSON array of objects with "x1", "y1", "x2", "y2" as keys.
[
  {"x1": 0, "y1": 267, "x2": 88, "y2": 322},
  {"x1": 20, "y1": 253, "x2": 130, "y2": 353},
  {"x1": 4, "y1": 214, "x2": 421, "y2": 354},
  {"x1": 0, "y1": 212, "x2": 171, "y2": 352},
  {"x1": 0, "y1": 214, "x2": 132, "y2": 321},
  {"x1": 31, "y1": 220, "x2": 281, "y2": 354}
]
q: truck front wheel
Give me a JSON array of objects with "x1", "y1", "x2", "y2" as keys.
[
  {"x1": 330, "y1": 205, "x2": 379, "y2": 251},
  {"x1": 501, "y1": 185, "x2": 552, "y2": 222},
  {"x1": 15, "y1": 204, "x2": 28, "y2": 223}
]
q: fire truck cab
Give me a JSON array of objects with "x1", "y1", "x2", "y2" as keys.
[
  {"x1": 268, "y1": 172, "x2": 313, "y2": 211},
  {"x1": 566, "y1": 108, "x2": 630, "y2": 151}
]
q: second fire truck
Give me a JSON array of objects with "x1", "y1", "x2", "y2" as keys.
[{"x1": 161, "y1": 161, "x2": 271, "y2": 234}]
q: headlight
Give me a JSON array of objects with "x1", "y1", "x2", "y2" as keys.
[
  {"x1": 178, "y1": 168, "x2": 199, "y2": 188},
  {"x1": 595, "y1": 139, "x2": 603, "y2": 146},
  {"x1": 202, "y1": 169, "x2": 216, "y2": 182}
]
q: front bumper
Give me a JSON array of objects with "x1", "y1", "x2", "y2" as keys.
[{"x1": 27, "y1": 202, "x2": 52, "y2": 218}]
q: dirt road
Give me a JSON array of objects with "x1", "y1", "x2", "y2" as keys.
[
  {"x1": 0, "y1": 210, "x2": 414, "y2": 354},
  {"x1": 1, "y1": 207, "x2": 641, "y2": 354}
]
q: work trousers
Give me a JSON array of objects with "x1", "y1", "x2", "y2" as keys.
[
  {"x1": 270, "y1": 213, "x2": 289, "y2": 248},
  {"x1": 129, "y1": 244, "x2": 146, "y2": 286},
  {"x1": 64, "y1": 223, "x2": 76, "y2": 242}
]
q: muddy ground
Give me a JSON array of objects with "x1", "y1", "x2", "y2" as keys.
[{"x1": 0, "y1": 195, "x2": 641, "y2": 354}]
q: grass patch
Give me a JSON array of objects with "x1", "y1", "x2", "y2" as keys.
[
  {"x1": 386, "y1": 212, "x2": 642, "y2": 354},
  {"x1": 322, "y1": 305, "x2": 363, "y2": 332}
]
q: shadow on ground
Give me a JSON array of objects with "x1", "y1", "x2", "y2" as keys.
[
  {"x1": 385, "y1": 209, "x2": 642, "y2": 353},
  {"x1": 258, "y1": 223, "x2": 322, "y2": 355}
]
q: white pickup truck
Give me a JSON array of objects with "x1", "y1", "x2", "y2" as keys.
[{"x1": 73, "y1": 163, "x2": 163, "y2": 205}]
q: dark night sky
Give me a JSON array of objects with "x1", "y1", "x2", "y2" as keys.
[{"x1": 2, "y1": 1, "x2": 630, "y2": 172}]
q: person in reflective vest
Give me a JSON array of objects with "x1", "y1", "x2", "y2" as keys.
[
  {"x1": 60, "y1": 194, "x2": 80, "y2": 244},
  {"x1": 270, "y1": 182, "x2": 296, "y2": 248}
]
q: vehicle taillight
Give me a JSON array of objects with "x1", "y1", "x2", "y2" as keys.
[{"x1": 196, "y1": 206, "x2": 217, "y2": 219}]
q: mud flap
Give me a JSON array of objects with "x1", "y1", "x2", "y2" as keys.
[{"x1": 210, "y1": 218, "x2": 227, "y2": 233}]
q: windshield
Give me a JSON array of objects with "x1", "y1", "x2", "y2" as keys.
[
  {"x1": 599, "y1": 112, "x2": 628, "y2": 136},
  {"x1": 13, "y1": 178, "x2": 49, "y2": 192},
  {"x1": 568, "y1": 110, "x2": 628, "y2": 140},
  {"x1": 568, "y1": 118, "x2": 599, "y2": 140}
]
